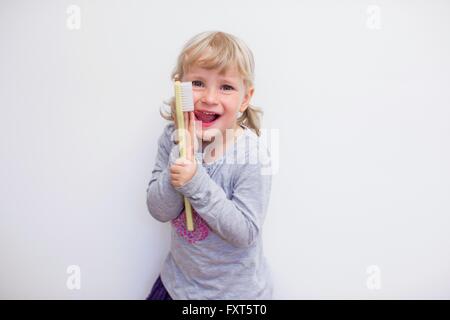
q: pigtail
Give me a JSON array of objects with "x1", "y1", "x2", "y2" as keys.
[
  {"x1": 159, "y1": 96, "x2": 176, "y2": 122},
  {"x1": 238, "y1": 104, "x2": 263, "y2": 137}
]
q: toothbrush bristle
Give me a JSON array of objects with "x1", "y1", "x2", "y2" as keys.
[{"x1": 180, "y1": 82, "x2": 194, "y2": 112}]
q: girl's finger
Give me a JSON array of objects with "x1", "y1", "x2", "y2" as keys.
[
  {"x1": 182, "y1": 112, "x2": 188, "y2": 155},
  {"x1": 184, "y1": 112, "x2": 192, "y2": 161},
  {"x1": 189, "y1": 111, "x2": 194, "y2": 131},
  {"x1": 184, "y1": 139, "x2": 191, "y2": 161},
  {"x1": 190, "y1": 111, "x2": 198, "y2": 155},
  {"x1": 189, "y1": 112, "x2": 195, "y2": 152},
  {"x1": 173, "y1": 159, "x2": 185, "y2": 167},
  {"x1": 191, "y1": 112, "x2": 200, "y2": 154},
  {"x1": 184, "y1": 112, "x2": 188, "y2": 129}
]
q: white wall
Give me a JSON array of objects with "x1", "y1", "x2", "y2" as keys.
[{"x1": 1, "y1": 0, "x2": 449, "y2": 299}]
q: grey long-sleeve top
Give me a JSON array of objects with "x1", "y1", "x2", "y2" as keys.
[{"x1": 146, "y1": 122, "x2": 273, "y2": 299}]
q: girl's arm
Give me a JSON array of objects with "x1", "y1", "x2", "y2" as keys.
[
  {"x1": 174, "y1": 151, "x2": 272, "y2": 248},
  {"x1": 146, "y1": 123, "x2": 184, "y2": 222}
]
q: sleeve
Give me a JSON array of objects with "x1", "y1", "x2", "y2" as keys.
[
  {"x1": 174, "y1": 151, "x2": 272, "y2": 248},
  {"x1": 146, "y1": 123, "x2": 185, "y2": 222}
]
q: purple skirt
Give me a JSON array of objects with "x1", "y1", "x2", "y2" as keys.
[{"x1": 146, "y1": 275, "x2": 172, "y2": 300}]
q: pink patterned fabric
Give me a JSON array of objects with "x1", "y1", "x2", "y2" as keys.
[{"x1": 171, "y1": 207, "x2": 209, "y2": 244}]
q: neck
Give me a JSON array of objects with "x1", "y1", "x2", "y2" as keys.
[{"x1": 200, "y1": 125, "x2": 244, "y2": 163}]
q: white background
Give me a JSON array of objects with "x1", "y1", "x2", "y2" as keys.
[{"x1": 1, "y1": 0, "x2": 449, "y2": 299}]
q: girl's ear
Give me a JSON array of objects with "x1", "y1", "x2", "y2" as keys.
[{"x1": 240, "y1": 86, "x2": 254, "y2": 112}]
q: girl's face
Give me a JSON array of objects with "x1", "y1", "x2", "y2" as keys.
[{"x1": 182, "y1": 65, "x2": 254, "y2": 143}]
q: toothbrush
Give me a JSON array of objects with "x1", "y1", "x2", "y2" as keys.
[{"x1": 174, "y1": 76, "x2": 195, "y2": 231}]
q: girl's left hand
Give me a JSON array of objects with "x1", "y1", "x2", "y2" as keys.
[{"x1": 170, "y1": 112, "x2": 197, "y2": 188}]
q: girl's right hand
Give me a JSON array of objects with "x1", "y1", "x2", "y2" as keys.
[
  {"x1": 174, "y1": 111, "x2": 197, "y2": 157},
  {"x1": 170, "y1": 112, "x2": 197, "y2": 188}
]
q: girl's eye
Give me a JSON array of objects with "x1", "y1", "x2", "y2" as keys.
[
  {"x1": 192, "y1": 80, "x2": 204, "y2": 87},
  {"x1": 191, "y1": 80, "x2": 234, "y2": 91},
  {"x1": 221, "y1": 84, "x2": 234, "y2": 91}
]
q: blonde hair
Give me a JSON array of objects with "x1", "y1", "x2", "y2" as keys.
[{"x1": 160, "y1": 31, "x2": 263, "y2": 136}]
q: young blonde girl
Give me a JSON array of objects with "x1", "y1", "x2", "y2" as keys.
[{"x1": 146, "y1": 31, "x2": 273, "y2": 300}]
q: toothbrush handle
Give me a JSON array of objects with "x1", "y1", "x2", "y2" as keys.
[
  {"x1": 184, "y1": 196, "x2": 194, "y2": 231},
  {"x1": 174, "y1": 81, "x2": 195, "y2": 231},
  {"x1": 178, "y1": 126, "x2": 195, "y2": 231}
]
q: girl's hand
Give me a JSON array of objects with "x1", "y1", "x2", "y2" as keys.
[
  {"x1": 170, "y1": 157, "x2": 197, "y2": 188},
  {"x1": 170, "y1": 112, "x2": 197, "y2": 188}
]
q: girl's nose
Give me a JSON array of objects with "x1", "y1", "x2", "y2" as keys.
[{"x1": 201, "y1": 87, "x2": 219, "y2": 105}]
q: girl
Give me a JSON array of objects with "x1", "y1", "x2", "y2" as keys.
[{"x1": 146, "y1": 31, "x2": 273, "y2": 300}]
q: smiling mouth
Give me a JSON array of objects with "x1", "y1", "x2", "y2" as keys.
[{"x1": 194, "y1": 110, "x2": 221, "y2": 123}]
